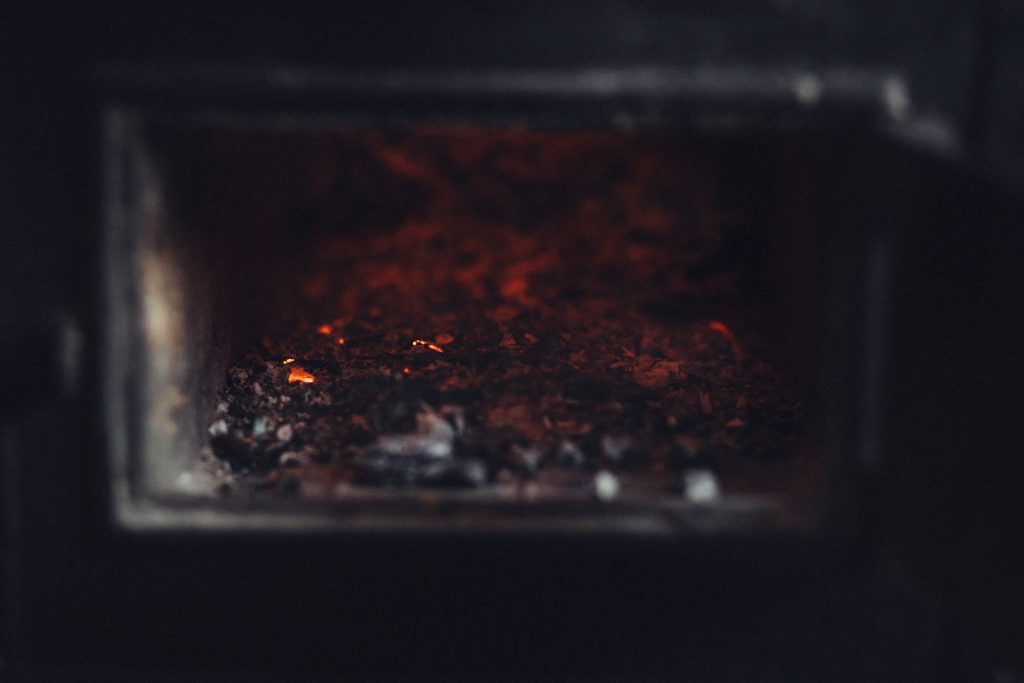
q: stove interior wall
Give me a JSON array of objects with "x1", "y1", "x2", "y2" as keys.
[{"x1": 138, "y1": 125, "x2": 311, "y2": 493}]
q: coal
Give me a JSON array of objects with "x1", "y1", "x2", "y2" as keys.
[{"x1": 206, "y1": 130, "x2": 810, "y2": 499}]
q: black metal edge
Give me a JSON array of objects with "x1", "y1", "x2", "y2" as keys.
[
  {"x1": 93, "y1": 63, "x2": 910, "y2": 129},
  {"x1": 93, "y1": 68, "x2": 912, "y2": 540}
]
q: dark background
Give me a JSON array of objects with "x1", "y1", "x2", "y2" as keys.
[{"x1": 2, "y1": 2, "x2": 1021, "y2": 679}]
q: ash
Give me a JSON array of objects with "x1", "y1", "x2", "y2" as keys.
[{"x1": 208, "y1": 130, "x2": 808, "y2": 499}]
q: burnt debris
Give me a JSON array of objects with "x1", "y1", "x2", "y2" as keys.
[{"x1": 208, "y1": 130, "x2": 808, "y2": 499}]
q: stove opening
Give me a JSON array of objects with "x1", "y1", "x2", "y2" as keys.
[{"x1": 108, "y1": 118, "x2": 834, "y2": 532}]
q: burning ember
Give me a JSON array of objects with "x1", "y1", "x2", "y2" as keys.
[
  {"x1": 286, "y1": 367, "x2": 315, "y2": 384},
  {"x1": 208, "y1": 129, "x2": 809, "y2": 499},
  {"x1": 412, "y1": 340, "x2": 445, "y2": 353}
]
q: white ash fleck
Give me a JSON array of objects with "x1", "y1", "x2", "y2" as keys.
[
  {"x1": 208, "y1": 419, "x2": 228, "y2": 437},
  {"x1": 593, "y1": 470, "x2": 621, "y2": 501},
  {"x1": 216, "y1": 401, "x2": 228, "y2": 415},
  {"x1": 276, "y1": 424, "x2": 294, "y2": 442},
  {"x1": 252, "y1": 382, "x2": 263, "y2": 396},
  {"x1": 557, "y1": 439, "x2": 586, "y2": 467},
  {"x1": 683, "y1": 469, "x2": 721, "y2": 503},
  {"x1": 177, "y1": 447, "x2": 234, "y2": 495},
  {"x1": 370, "y1": 407, "x2": 457, "y2": 459},
  {"x1": 252, "y1": 416, "x2": 270, "y2": 439},
  {"x1": 454, "y1": 459, "x2": 487, "y2": 486},
  {"x1": 373, "y1": 435, "x2": 451, "y2": 459},
  {"x1": 415, "y1": 408, "x2": 455, "y2": 442}
]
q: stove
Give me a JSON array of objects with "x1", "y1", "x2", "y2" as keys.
[
  {"x1": 96, "y1": 64, "x2": 900, "y2": 537},
  {"x1": 3, "y1": 2, "x2": 1021, "y2": 679}
]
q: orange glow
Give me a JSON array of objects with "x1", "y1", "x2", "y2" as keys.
[
  {"x1": 317, "y1": 324, "x2": 332, "y2": 335},
  {"x1": 434, "y1": 333, "x2": 454, "y2": 345},
  {"x1": 412, "y1": 339, "x2": 444, "y2": 353},
  {"x1": 708, "y1": 321, "x2": 745, "y2": 361},
  {"x1": 707, "y1": 321, "x2": 733, "y2": 336},
  {"x1": 500, "y1": 277, "x2": 528, "y2": 299},
  {"x1": 282, "y1": 358, "x2": 296, "y2": 365},
  {"x1": 336, "y1": 337, "x2": 346, "y2": 345},
  {"x1": 403, "y1": 367, "x2": 411, "y2": 375},
  {"x1": 287, "y1": 367, "x2": 315, "y2": 384}
]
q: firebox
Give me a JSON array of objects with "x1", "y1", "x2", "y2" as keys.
[{"x1": 100, "y1": 66, "x2": 901, "y2": 535}]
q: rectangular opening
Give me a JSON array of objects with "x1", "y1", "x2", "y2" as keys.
[{"x1": 107, "y1": 113, "x2": 841, "y2": 534}]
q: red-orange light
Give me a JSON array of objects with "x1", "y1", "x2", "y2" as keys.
[
  {"x1": 336, "y1": 337, "x2": 346, "y2": 345},
  {"x1": 317, "y1": 324, "x2": 332, "y2": 335},
  {"x1": 282, "y1": 357, "x2": 296, "y2": 365},
  {"x1": 287, "y1": 367, "x2": 315, "y2": 384},
  {"x1": 412, "y1": 339, "x2": 444, "y2": 353},
  {"x1": 707, "y1": 321, "x2": 744, "y2": 362}
]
